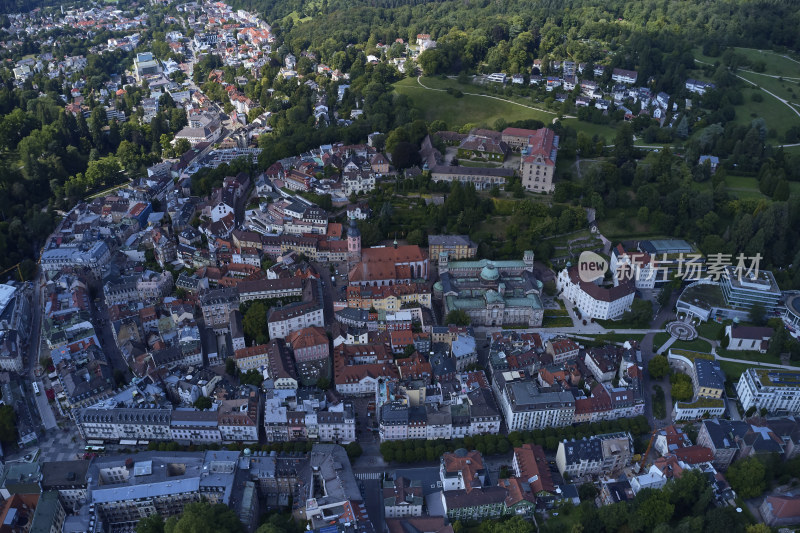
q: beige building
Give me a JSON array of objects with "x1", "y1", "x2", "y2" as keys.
[
  {"x1": 428, "y1": 235, "x2": 478, "y2": 261},
  {"x1": 519, "y1": 128, "x2": 559, "y2": 193}
]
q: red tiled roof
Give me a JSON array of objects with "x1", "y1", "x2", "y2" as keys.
[
  {"x1": 502, "y1": 127, "x2": 540, "y2": 138},
  {"x1": 566, "y1": 265, "x2": 635, "y2": 302},
  {"x1": 286, "y1": 326, "x2": 328, "y2": 350},
  {"x1": 443, "y1": 450, "x2": 485, "y2": 493},
  {"x1": 673, "y1": 445, "x2": 714, "y2": 464},
  {"x1": 513, "y1": 444, "x2": 555, "y2": 493},
  {"x1": 765, "y1": 494, "x2": 800, "y2": 519}
]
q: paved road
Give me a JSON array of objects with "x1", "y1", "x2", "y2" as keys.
[
  {"x1": 360, "y1": 479, "x2": 383, "y2": 531},
  {"x1": 25, "y1": 275, "x2": 43, "y2": 376},
  {"x1": 91, "y1": 295, "x2": 131, "y2": 376},
  {"x1": 33, "y1": 381, "x2": 58, "y2": 430},
  {"x1": 24, "y1": 274, "x2": 63, "y2": 435}
]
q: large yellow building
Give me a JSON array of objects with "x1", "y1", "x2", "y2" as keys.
[
  {"x1": 346, "y1": 283, "x2": 431, "y2": 312},
  {"x1": 428, "y1": 235, "x2": 478, "y2": 261}
]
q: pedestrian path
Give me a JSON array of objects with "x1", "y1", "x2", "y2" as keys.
[
  {"x1": 714, "y1": 353, "x2": 800, "y2": 370},
  {"x1": 656, "y1": 335, "x2": 677, "y2": 355}
]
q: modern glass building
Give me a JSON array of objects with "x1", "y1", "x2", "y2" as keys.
[{"x1": 720, "y1": 266, "x2": 781, "y2": 312}]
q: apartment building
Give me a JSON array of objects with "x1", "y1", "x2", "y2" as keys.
[
  {"x1": 555, "y1": 432, "x2": 633, "y2": 478},
  {"x1": 218, "y1": 397, "x2": 260, "y2": 442},
  {"x1": 298, "y1": 445, "x2": 367, "y2": 530},
  {"x1": 545, "y1": 337, "x2": 580, "y2": 364},
  {"x1": 494, "y1": 371, "x2": 575, "y2": 431},
  {"x1": 286, "y1": 326, "x2": 330, "y2": 363},
  {"x1": 737, "y1": 368, "x2": 800, "y2": 415},
  {"x1": 237, "y1": 277, "x2": 304, "y2": 302},
  {"x1": 200, "y1": 287, "x2": 239, "y2": 331},
  {"x1": 88, "y1": 451, "x2": 239, "y2": 530},
  {"x1": 267, "y1": 299, "x2": 324, "y2": 339},
  {"x1": 74, "y1": 406, "x2": 173, "y2": 442},
  {"x1": 234, "y1": 344, "x2": 271, "y2": 372},
  {"x1": 383, "y1": 477, "x2": 423, "y2": 518}
]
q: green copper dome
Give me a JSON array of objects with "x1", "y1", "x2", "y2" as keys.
[{"x1": 480, "y1": 265, "x2": 500, "y2": 281}]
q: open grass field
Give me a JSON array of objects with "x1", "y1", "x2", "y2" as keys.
[
  {"x1": 738, "y1": 71, "x2": 800, "y2": 107},
  {"x1": 394, "y1": 77, "x2": 556, "y2": 129},
  {"x1": 735, "y1": 48, "x2": 800, "y2": 78},
  {"x1": 561, "y1": 118, "x2": 617, "y2": 143},
  {"x1": 723, "y1": 174, "x2": 800, "y2": 199},
  {"x1": 731, "y1": 85, "x2": 799, "y2": 138},
  {"x1": 694, "y1": 47, "x2": 800, "y2": 138},
  {"x1": 694, "y1": 47, "x2": 800, "y2": 77}
]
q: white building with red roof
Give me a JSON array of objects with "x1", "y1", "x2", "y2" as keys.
[{"x1": 556, "y1": 265, "x2": 635, "y2": 320}]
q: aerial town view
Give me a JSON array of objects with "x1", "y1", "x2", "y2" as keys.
[{"x1": 0, "y1": 0, "x2": 799, "y2": 532}]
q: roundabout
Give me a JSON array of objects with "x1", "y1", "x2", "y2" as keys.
[{"x1": 666, "y1": 320, "x2": 698, "y2": 341}]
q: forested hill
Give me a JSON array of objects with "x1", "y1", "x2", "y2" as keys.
[{"x1": 233, "y1": 0, "x2": 800, "y2": 52}]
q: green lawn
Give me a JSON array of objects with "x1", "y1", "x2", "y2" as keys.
[
  {"x1": 731, "y1": 85, "x2": 799, "y2": 139},
  {"x1": 694, "y1": 47, "x2": 800, "y2": 78},
  {"x1": 653, "y1": 332, "x2": 671, "y2": 351},
  {"x1": 595, "y1": 317, "x2": 648, "y2": 329},
  {"x1": 718, "y1": 349, "x2": 783, "y2": 365},
  {"x1": 476, "y1": 215, "x2": 512, "y2": 239},
  {"x1": 672, "y1": 338, "x2": 713, "y2": 353},
  {"x1": 734, "y1": 48, "x2": 800, "y2": 78},
  {"x1": 543, "y1": 316, "x2": 574, "y2": 328},
  {"x1": 718, "y1": 360, "x2": 771, "y2": 381},
  {"x1": 394, "y1": 77, "x2": 556, "y2": 129},
  {"x1": 544, "y1": 229, "x2": 593, "y2": 247},
  {"x1": 544, "y1": 308, "x2": 570, "y2": 317},
  {"x1": 738, "y1": 70, "x2": 800, "y2": 107},
  {"x1": 721, "y1": 174, "x2": 800, "y2": 199},
  {"x1": 458, "y1": 160, "x2": 502, "y2": 168},
  {"x1": 697, "y1": 321, "x2": 725, "y2": 340},
  {"x1": 653, "y1": 333, "x2": 712, "y2": 353},
  {"x1": 694, "y1": 47, "x2": 800, "y2": 138},
  {"x1": 561, "y1": 118, "x2": 617, "y2": 144}
]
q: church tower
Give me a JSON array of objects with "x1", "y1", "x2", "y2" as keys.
[{"x1": 347, "y1": 218, "x2": 362, "y2": 264}]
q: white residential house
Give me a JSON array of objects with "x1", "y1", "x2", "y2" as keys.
[
  {"x1": 611, "y1": 68, "x2": 638, "y2": 84},
  {"x1": 726, "y1": 325, "x2": 772, "y2": 353},
  {"x1": 685, "y1": 79, "x2": 716, "y2": 95}
]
